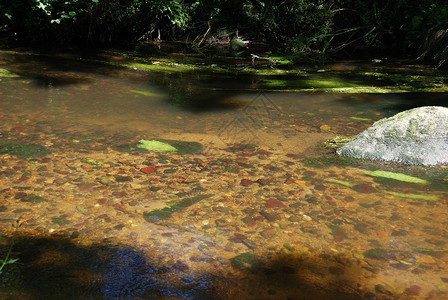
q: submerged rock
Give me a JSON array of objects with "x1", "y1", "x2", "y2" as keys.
[{"x1": 337, "y1": 106, "x2": 448, "y2": 165}]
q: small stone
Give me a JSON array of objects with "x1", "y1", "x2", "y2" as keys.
[
  {"x1": 329, "y1": 266, "x2": 345, "y2": 275},
  {"x1": 260, "y1": 211, "x2": 280, "y2": 222},
  {"x1": 53, "y1": 178, "x2": 68, "y2": 185},
  {"x1": 256, "y1": 178, "x2": 272, "y2": 186},
  {"x1": 353, "y1": 183, "x2": 377, "y2": 193},
  {"x1": 375, "y1": 284, "x2": 394, "y2": 297},
  {"x1": 266, "y1": 198, "x2": 287, "y2": 209},
  {"x1": 241, "y1": 179, "x2": 253, "y2": 186},
  {"x1": 260, "y1": 228, "x2": 276, "y2": 239},
  {"x1": 115, "y1": 175, "x2": 133, "y2": 182},
  {"x1": 141, "y1": 166, "x2": 157, "y2": 174},
  {"x1": 405, "y1": 285, "x2": 421, "y2": 296}
]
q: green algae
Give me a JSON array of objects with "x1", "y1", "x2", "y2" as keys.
[
  {"x1": 85, "y1": 158, "x2": 103, "y2": 166},
  {"x1": 387, "y1": 191, "x2": 438, "y2": 201},
  {"x1": 262, "y1": 79, "x2": 360, "y2": 89},
  {"x1": 414, "y1": 248, "x2": 448, "y2": 254},
  {"x1": 301, "y1": 156, "x2": 360, "y2": 169},
  {"x1": 230, "y1": 252, "x2": 259, "y2": 272},
  {"x1": 52, "y1": 217, "x2": 68, "y2": 225},
  {"x1": 155, "y1": 139, "x2": 203, "y2": 155},
  {"x1": 143, "y1": 194, "x2": 210, "y2": 222},
  {"x1": 0, "y1": 141, "x2": 49, "y2": 158},
  {"x1": 364, "y1": 248, "x2": 391, "y2": 260},
  {"x1": 364, "y1": 170, "x2": 429, "y2": 184},
  {"x1": 137, "y1": 140, "x2": 178, "y2": 153},
  {"x1": 326, "y1": 178, "x2": 352, "y2": 187},
  {"x1": 23, "y1": 194, "x2": 46, "y2": 203},
  {"x1": 0, "y1": 69, "x2": 19, "y2": 78},
  {"x1": 129, "y1": 89, "x2": 162, "y2": 97}
]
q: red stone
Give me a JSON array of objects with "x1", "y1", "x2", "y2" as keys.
[
  {"x1": 112, "y1": 191, "x2": 126, "y2": 197},
  {"x1": 405, "y1": 285, "x2": 421, "y2": 296},
  {"x1": 141, "y1": 166, "x2": 157, "y2": 174},
  {"x1": 241, "y1": 179, "x2": 253, "y2": 186},
  {"x1": 266, "y1": 198, "x2": 287, "y2": 209}
]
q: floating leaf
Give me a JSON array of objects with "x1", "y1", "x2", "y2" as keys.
[
  {"x1": 387, "y1": 191, "x2": 438, "y2": 201},
  {"x1": 364, "y1": 170, "x2": 429, "y2": 184}
]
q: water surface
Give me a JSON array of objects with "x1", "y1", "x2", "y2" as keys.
[{"x1": 1, "y1": 48, "x2": 448, "y2": 299}]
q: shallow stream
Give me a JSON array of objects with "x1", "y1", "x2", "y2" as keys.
[{"x1": 0, "y1": 46, "x2": 448, "y2": 299}]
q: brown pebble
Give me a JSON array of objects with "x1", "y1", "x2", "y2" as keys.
[
  {"x1": 329, "y1": 266, "x2": 345, "y2": 275},
  {"x1": 405, "y1": 285, "x2": 421, "y2": 296},
  {"x1": 260, "y1": 228, "x2": 276, "y2": 239}
]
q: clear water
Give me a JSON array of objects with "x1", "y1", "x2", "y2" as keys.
[{"x1": 1, "y1": 49, "x2": 448, "y2": 299}]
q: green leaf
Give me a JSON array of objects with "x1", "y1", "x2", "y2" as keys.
[
  {"x1": 92, "y1": 0, "x2": 99, "y2": 3},
  {"x1": 364, "y1": 170, "x2": 429, "y2": 184},
  {"x1": 69, "y1": 11, "x2": 76, "y2": 17}
]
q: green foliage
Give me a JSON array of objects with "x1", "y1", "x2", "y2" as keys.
[{"x1": 1, "y1": 0, "x2": 447, "y2": 60}]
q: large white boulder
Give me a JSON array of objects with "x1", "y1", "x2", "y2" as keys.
[{"x1": 337, "y1": 106, "x2": 448, "y2": 165}]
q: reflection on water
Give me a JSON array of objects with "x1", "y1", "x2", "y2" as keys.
[{"x1": 1, "y1": 49, "x2": 448, "y2": 299}]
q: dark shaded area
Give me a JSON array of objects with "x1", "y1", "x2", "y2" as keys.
[
  {"x1": 0, "y1": 235, "x2": 216, "y2": 299},
  {"x1": 1, "y1": 0, "x2": 448, "y2": 68},
  {"x1": 0, "y1": 233, "x2": 386, "y2": 299}
]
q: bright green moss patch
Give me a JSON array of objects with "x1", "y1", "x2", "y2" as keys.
[
  {"x1": 0, "y1": 141, "x2": 49, "y2": 158},
  {"x1": 0, "y1": 69, "x2": 19, "y2": 78},
  {"x1": 143, "y1": 194, "x2": 210, "y2": 222},
  {"x1": 364, "y1": 170, "x2": 429, "y2": 184},
  {"x1": 137, "y1": 140, "x2": 178, "y2": 152}
]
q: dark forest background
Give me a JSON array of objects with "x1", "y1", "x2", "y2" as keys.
[{"x1": 1, "y1": 0, "x2": 447, "y2": 65}]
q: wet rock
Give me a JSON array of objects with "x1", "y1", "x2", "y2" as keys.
[
  {"x1": 353, "y1": 183, "x2": 377, "y2": 193},
  {"x1": 255, "y1": 178, "x2": 272, "y2": 186},
  {"x1": 405, "y1": 285, "x2": 421, "y2": 296},
  {"x1": 260, "y1": 228, "x2": 276, "y2": 239},
  {"x1": 338, "y1": 106, "x2": 448, "y2": 165},
  {"x1": 115, "y1": 175, "x2": 133, "y2": 182},
  {"x1": 230, "y1": 252, "x2": 259, "y2": 272},
  {"x1": 141, "y1": 166, "x2": 157, "y2": 174},
  {"x1": 240, "y1": 179, "x2": 253, "y2": 186},
  {"x1": 375, "y1": 284, "x2": 394, "y2": 297},
  {"x1": 328, "y1": 266, "x2": 345, "y2": 275},
  {"x1": 266, "y1": 198, "x2": 287, "y2": 209},
  {"x1": 260, "y1": 211, "x2": 280, "y2": 222}
]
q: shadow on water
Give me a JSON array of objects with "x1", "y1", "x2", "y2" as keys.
[
  {"x1": 1, "y1": 235, "x2": 215, "y2": 299},
  {"x1": 0, "y1": 234, "x2": 372, "y2": 299}
]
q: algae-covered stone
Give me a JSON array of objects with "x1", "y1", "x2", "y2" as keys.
[
  {"x1": 0, "y1": 141, "x2": 49, "y2": 158},
  {"x1": 337, "y1": 106, "x2": 448, "y2": 165},
  {"x1": 230, "y1": 39, "x2": 247, "y2": 51}
]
